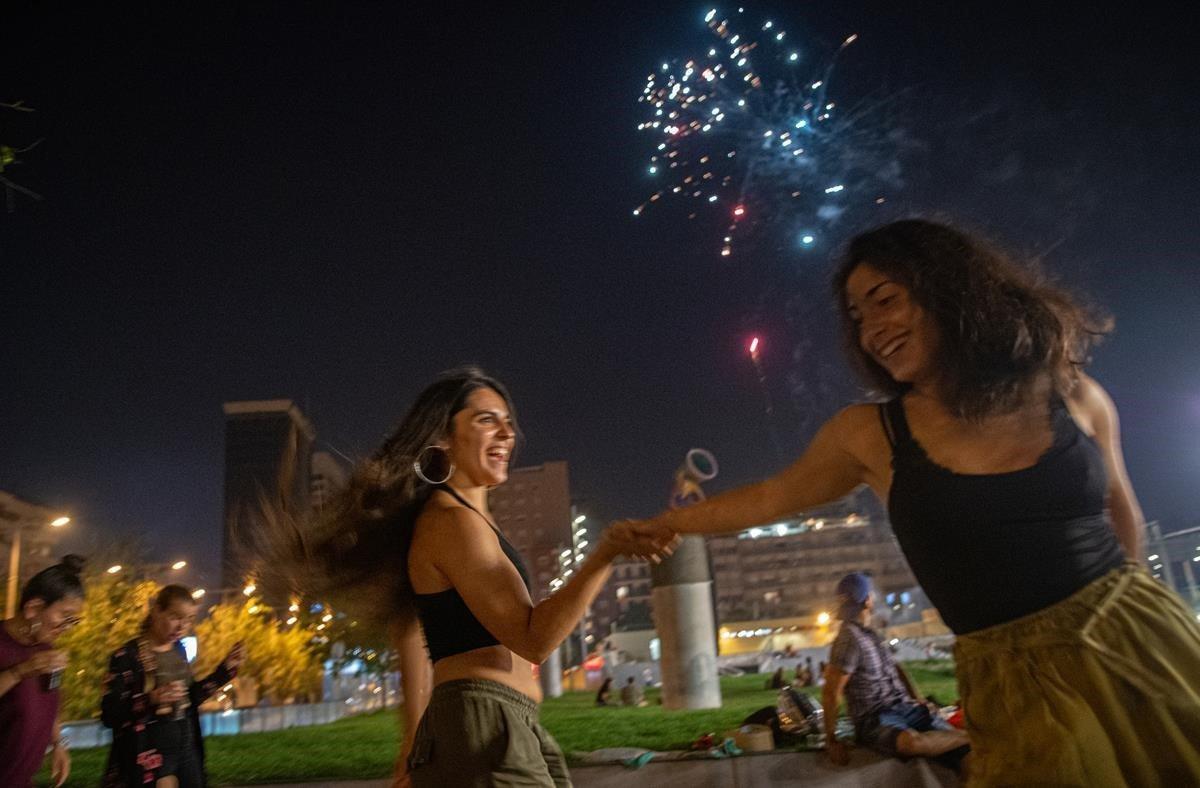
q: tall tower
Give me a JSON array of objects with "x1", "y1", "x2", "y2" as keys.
[
  {"x1": 221, "y1": 400, "x2": 314, "y2": 592},
  {"x1": 310, "y1": 450, "x2": 350, "y2": 515},
  {"x1": 488, "y1": 461, "x2": 573, "y2": 602}
]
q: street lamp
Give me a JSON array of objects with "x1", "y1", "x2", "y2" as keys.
[
  {"x1": 5, "y1": 515, "x2": 71, "y2": 618},
  {"x1": 107, "y1": 565, "x2": 123, "y2": 574},
  {"x1": 124, "y1": 559, "x2": 191, "y2": 582}
]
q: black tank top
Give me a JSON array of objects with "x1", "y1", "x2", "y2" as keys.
[
  {"x1": 411, "y1": 492, "x2": 533, "y2": 663},
  {"x1": 881, "y1": 395, "x2": 1125, "y2": 634}
]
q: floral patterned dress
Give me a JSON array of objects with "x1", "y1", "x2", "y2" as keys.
[{"x1": 101, "y1": 638, "x2": 235, "y2": 787}]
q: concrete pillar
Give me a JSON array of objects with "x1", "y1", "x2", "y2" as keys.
[
  {"x1": 650, "y1": 535, "x2": 722, "y2": 709},
  {"x1": 1181, "y1": 554, "x2": 1199, "y2": 609},
  {"x1": 539, "y1": 646, "x2": 563, "y2": 699}
]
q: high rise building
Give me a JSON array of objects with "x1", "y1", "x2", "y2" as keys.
[
  {"x1": 221, "y1": 400, "x2": 314, "y2": 591},
  {"x1": 591, "y1": 555, "x2": 653, "y2": 637},
  {"x1": 1147, "y1": 521, "x2": 1200, "y2": 610},
  {"x1": 310, "y1": 450, "x2": 351, "y2": 514},
  {"x1": 488, "y1": 461, "x2": 573, "y2": 603},
  {"x1": 707, "y1": 510, "x2": 917, "y2": 622}
]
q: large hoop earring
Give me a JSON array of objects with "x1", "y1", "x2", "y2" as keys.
[{"x1": 413, "y1": 445, "x2": 455, "y2": 485}]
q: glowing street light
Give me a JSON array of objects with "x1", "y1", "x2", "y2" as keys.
[
  {"x1": 191, "y1": 588, "x2": 206, "y2": 599},
  {"x1": 6, "y1": 513, "x2": 74, "y2": 618},
  {"x1": 171, "y1": 560, "x2": 187, "y2": 571},
  {"x1": 816, "y1": 611, "x2": 831, "y2": 626},
  {"x1": 243, "y1": 583, "x2": 256, "y2": 596},
  {"x1": 107, "y1": 565, "x2": 122, "y2": 574}
]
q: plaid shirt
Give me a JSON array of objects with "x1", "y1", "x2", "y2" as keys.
[{"x1": 828, "y1": 620, "x2": 911, "y2": 727}]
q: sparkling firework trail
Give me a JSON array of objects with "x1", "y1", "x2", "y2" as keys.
[{"x1": 634, "y1": 7, "x2": 898, "y2": 257}]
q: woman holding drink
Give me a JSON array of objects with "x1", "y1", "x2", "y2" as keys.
[
  {"x1": 102, "y1": 584, "x2": 245, "y2": 788},
  {"x1": 0, "y1": 555, "x2": 86, "y2": 788}
]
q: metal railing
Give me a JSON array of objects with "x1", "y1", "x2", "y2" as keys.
[{"x1": 60, "y1": 693, "x2": 392, "y2": 750}]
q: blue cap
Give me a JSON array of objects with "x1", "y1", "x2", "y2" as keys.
[{"x1": 835, "y1": 572, "x2": 873, "y2": 620}]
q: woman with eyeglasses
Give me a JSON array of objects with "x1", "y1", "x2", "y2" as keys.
[
  {"x1": 101, "y1": 584, "x2": 245, "y2": 788},
  {"x1": 0, "y1": 554, "x2": 86, "y2": 788}
]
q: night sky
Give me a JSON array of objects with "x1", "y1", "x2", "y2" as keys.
[{"x1": 4, "y1": 3, "x2": 1198, "y2": 589}]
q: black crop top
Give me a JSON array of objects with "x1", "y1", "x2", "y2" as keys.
[
  {"x1": 411, "y1": 498, "x2": 532, "y2": 663},
  {"x1": 881, "y1": 395, "x2": 1125, "y2": 634}
]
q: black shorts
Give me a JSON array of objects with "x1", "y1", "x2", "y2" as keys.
[{"x1": 149, "y1": 718, "x2": 204, "y2": 787}]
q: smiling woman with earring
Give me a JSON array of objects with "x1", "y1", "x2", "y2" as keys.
[
  {"x1": 260, "y1": 366, "x2": 676, "y2": 787},
  {"x1": 0, "y1": 554, "x2": 85, "y2": 788},
  {"x1": 622, "y1": 220, "x2": 1200, "y2": 785}
]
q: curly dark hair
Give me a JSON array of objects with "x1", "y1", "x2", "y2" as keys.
[{"x1": 833, "y1": 219, "x2": 1111, "y2": 420}]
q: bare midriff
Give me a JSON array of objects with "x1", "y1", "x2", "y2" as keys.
[{"x1": 431, "y1": 644, "x2": 542, "y2": 703}]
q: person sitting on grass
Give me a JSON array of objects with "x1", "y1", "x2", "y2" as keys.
[
  {"x1": 767, "y1": 666, "x2": 787, "y2": 690},
  {"x1": 620, "y1": 676, "x2": 645, "y2": 707},
  {"x1": 823, "y1": 573, "x2": 970, "y2": 773},
  {"x1": 795, "y1": 657, "x2": 815, "y2": 688},
  {"x1": 595, "y1": 676, "x2": 613, "y2": 706}
]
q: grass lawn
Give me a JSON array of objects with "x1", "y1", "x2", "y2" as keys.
[{"x1": 38, "y1": 660, "x2": 959, "y2": 786}]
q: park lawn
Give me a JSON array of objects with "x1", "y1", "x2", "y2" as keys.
[{"x1": 39, "y1": 661, "x2": 959, "y2": 786}]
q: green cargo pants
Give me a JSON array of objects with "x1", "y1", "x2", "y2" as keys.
[{"x1": 408, "y1": 679, "x2": 572, "y2": 787}]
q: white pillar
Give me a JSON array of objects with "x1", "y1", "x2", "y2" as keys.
[
  {"x1": 540, "y1": 646, "x2": 563, "y2": 699},
  {"x1": 650, "y1": 536, "x2": 722, "y2": 709}
]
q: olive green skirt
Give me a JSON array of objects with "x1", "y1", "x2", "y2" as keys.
[
  {"x1": 408, "y1": 679, "x2": 570, "y2": 787},
  {"x1": 955, "y1": 562, "x2": 1200, "y2": 786}
]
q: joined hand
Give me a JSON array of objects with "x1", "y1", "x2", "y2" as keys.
[{"x1": 601, "y1": 520, "x2": 681, "y2": 563}]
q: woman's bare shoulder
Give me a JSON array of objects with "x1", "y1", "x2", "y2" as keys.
[
  {"x1": 830, "y1": 402, "x2": 889, "y2": 447},
  {"x1": 1066, "y1": 373, "x2": 1117, "y2": 436}
]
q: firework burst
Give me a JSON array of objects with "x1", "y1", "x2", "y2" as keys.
[{"x1": 634, "y1": 7, "x2": 899, "y2": 257}]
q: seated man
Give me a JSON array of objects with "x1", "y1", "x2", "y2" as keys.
[
  {"x1": 620, "y1": 676, "x2": 646, "y2": 707},
  {"x1": 822, "y1": 572, "x2": 970, "y2": 772}
]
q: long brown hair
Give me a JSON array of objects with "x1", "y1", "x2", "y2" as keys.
[
  {"x1": 833, "y1": 219, "x2": 1111, "y2": 420},
  {"x1": 253, "y1": 366, "x2": 519, "y2": 629}
]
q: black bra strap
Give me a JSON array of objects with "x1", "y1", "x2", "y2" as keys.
[
  {"x1": 880, "y1": 397, "x2": 914, "y2": 448},
  {"x1": 439, "y1": 485, "x2": 502, "y2": 535},
  {"x1": 878, "y1": 403, "x2": 898, "y2": 450},
  {"x1": 438, "y1": 485, "x2": 531, "y2": 593}
]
